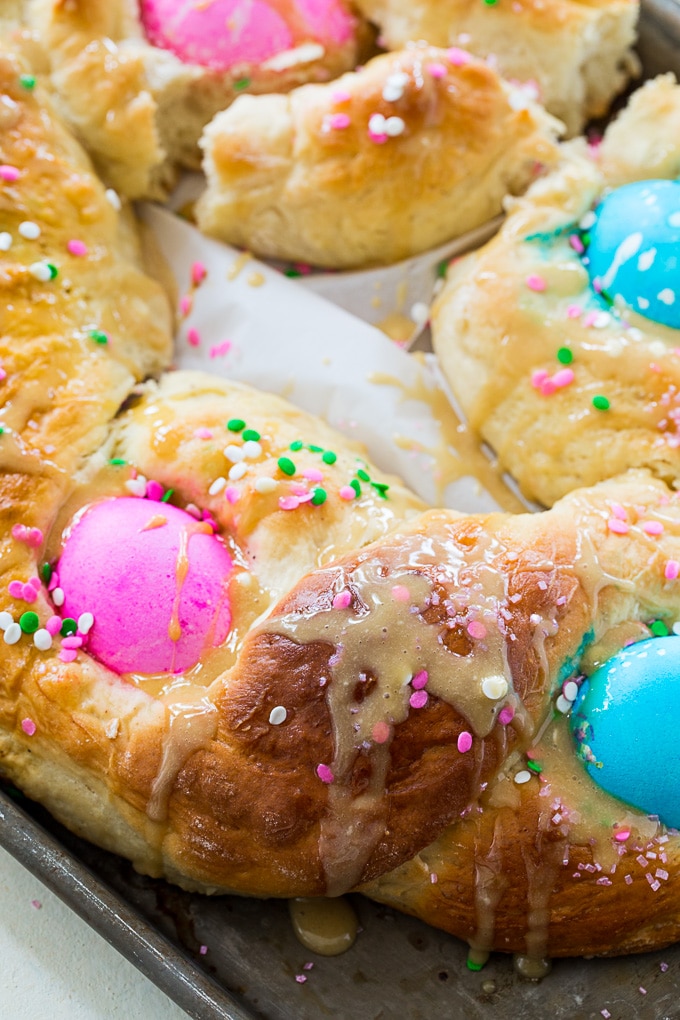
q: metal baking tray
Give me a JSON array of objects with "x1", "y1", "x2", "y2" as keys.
[{"x1": 3, "y1": 3, "x2": 680, "y2": 1018}]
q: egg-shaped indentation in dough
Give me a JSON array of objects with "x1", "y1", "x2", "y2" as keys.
[
  {"x1": 584, "y1": 180, "x2": 680, "y2": 330},
  {"x1": 571, "y1": 635, "x2": 680, "y2": 827},
  {"x1": 57, "y1": 497, "x2": 234, "y2": 675}
]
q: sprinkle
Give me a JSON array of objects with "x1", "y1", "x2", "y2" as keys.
[
  {"x1": 331, "y1": 89, "x2": 351, "y2": 102},
  {"x1": 641, "y1": 520, "x2": 664, "y2": 535},
  {"x1": 146, "y1": 480, "x2": 164, "y2": 501},
  {"x1": 556, "y1": 694, "x2": 573, "y2": 714},
  {"x1": 89, "y1": 329, "x2": 108, "y2": 345},
  {"x1": 332, "y1": 591, "x2": 352, "y2": 610},
  {"x1": 199, "y1": 945, "x2": 208, "y2": 956},
  {"x1": 384, "y1": 116, "x2": 405, "y2": 137},
  {"x1": 179, "y1": 295, "x2": 192, "y2": 316},
  {"x1": 552, "y1": 368, "x2": 575, "y2": 388},
  {"x1": 651, "y1": 620, "x2": 670, "y2": 637},
  {"x1": 316, "y1": 764, "x2": 334, "y2": 784},
  {"x1": 295, "y1": 975, "x2": 307, "y2": 984},
  {"x1": 45, "y1": 616, "x2": 62, "y2": 636},
  {"x1": 339, "y1": 485, "x2": 356, "y2": 500},
  {"x1": 457, "y1": 731, "x2": 472, "y2": 753},
  {"x1": 209, "y1": 341, "x2": 232, "y2": 358},
  {"x1": 467, "y1": 620, "x2": 487, "y2": 640},
  {"x1": 269, "y1": 706, "x2": 287, "y2": 725},
  {"x1": 28, "y1": 261, "x2": 54, "y2": 282},
  {"x1": 19, "y1": 73, "x2": 36, "y2": 89},
  {"x1": 527, "y1": 758, "x2": 542, "y2": 774},
  {"x1": 228, "y1": 462, "x2": 248, "y2": 481},
  {"x1": 391, "y1": 584, "x2": 411, "y2": 602},
  {"x1": 61, "y1": 635, "x2": 83, "y2": 649},
  {"x1": 33, "y1": 629, "x2": 52, "y2": 651},
  {"x1": 187, "y1": 327, "x2": 201, "y2": 347},
  {"x1": 563, "y1": 680, "x2": 579, "y2": 702},
  {"x1": 19, "y1": 611, "x2": 39, "y2": 634},
  {"x1": 372, "y1": 720, "x2": 391, "y2": 744},
  {"x1": 227, "y1": 418, "x2": 246, "y2": 432},
  {"x1": 661, "y1": 962, "x2": 669, "y2": 973},
  {"x1": 0, "y1": 611, "x2": 12, "y2": 630},
  {"x1": 409, "y1": 689, "x2": 428, "y2": 709},
  {"x1": 325, "y1": 112, "x2": 351, "y2": 130},
  {"x1": 639, "y1": 987, "x2": 647, "y2": 995},
  {"x1": 208, "y1": 477, "x2": 227, "y2": 496},
  {"x1": 0, "y1": 164, "x2": 20, "y2": 181},
  {"x1": 194, "y1": 427, "x2": 213, "y2": 440},
  {"x1": 610, "y1": 502, "x2": 627, "y2": 520},
  {"x1": 357, "y1": 468, "x2": 370, "y2": 482},
  {"x1": 278, "y1": 456, "x2": 296, "y2": 477},
  {"x1": 607, "y1": 518, "x2": 629, "y2": 535},
  {"x1": 242, "y1": 440, "x2": 262, "y2": 460},
  {"x1": 515, "y1": 770, "x2": 531, "y2": 785},
  {"x1": 321, "y1": 450, "x2": 337, "y2": 465},
  {"x1": 77, "y1": 612, "x2": 94, "y2": 634},
  {"x1": 411, "y1": 670, "x2": 428, "y2": 690},
  {"x1": 4, "y1": 623, "x2": 21, "y2": 644},
  {"x1": 482, "y1": 676, "x2": 508, "y2": 700},
  {"x1": 59, "y1": 649, "x2": 78, "y2": 663},
  {"x1": 367, "y1": 113, "x2": 388, "y2": 143},
  {"x1": 665, "y1": 560, "x2": 679, "y2": 580},
  {"x1": 279, "y1": 496, "x2": 300, "y2": 511},
  {"x1": 310, "y1": 487, "x2": 326, "y2": 506},
  {"x1": 234, "y1": 77, "x2": 250, "y2": 90},
  {"x1": 303, "y1": 468, "x2": 324, "y2": 484},
  {"x1": 21, "y1": 718, "x2": 36, "y2": 736},
  {"x1": 498, "y1": 705, "x2": 515, "y2": 725},
  {"x1": 191, "y1": 261, "x2": 207, "y2": 286},
  {"x1": 557, "y1": 347, "x2": 573, "y2": 365},
  {"x1": 67, "y1": 239, "x2": 87, "y2": 256},
  {"x1": 0, "y1": 232, "x2": 11, "y2": 250},
  {"x1": 255, "y1": 476, "x2": 277, "y2": 494},
  {"x1": 448, "y1": 47, "x2": 471, "y2": 66},
  {"x1": 526, "y1": 274, "x2": 547, "y2": 292},
  {"x1": 60, "y1": 618, "x2": 77, "y2": 637},
  {"x1": 601, "y1": 1011, "x2": 611, "y2": 1019},
  {"x1": 350, "y1": 479, "x2": 361, "y2": 497},
  {"x1": 568, "y1": 234, "x2": 585, "y2": 254},
  {"x1": 19, "y1": 221, "x2": 41, "y2": 240},
  {"x1": 125, "y1": 476, "x2": 147, "y2": 497},
  {"x1": 11, "y1": 524, "x2": 43, "y2": 547}
]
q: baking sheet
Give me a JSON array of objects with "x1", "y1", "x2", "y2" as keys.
[{"x1": 3, "y1": 5, "x2": 680, "y2": 1017}]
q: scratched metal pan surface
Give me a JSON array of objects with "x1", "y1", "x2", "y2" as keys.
[{"x1": 3, "y1": 4, "x2": 680, "y2": 1019}]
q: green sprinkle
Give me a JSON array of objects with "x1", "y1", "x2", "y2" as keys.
[
  {"x1": 557, "y1": 347, "x2": 573, "y2": 365},
  {"x1": 527, "y1": 759, "x2": 543, "y2": 774},
  {"x1": 308, "y1": 444, "x2": 323, "y2": 453},
  {"x1": 161, "y1": 488, "x2": 174, "y2": 503},
  {"x1": 581, "y1": 232, "x2": 591, "y2": 248},
  {"x1": 290, "y1": 440, "x2": 304, "y2": 452},
  {"x1": 41, "y1": 563, "x2": 52, "y2": 583},
  {"x1": 19, "y1": 74, "x2": 36, "y2": 90},
  {"x1": 0, "y1": 427, "x2": 5, "y2": 435},
  {"x1": 483, "y1": 0, "x2": 498, "y2": 6},
  {"x1": 234, "y1": 77, "x2": 250, "y2": 91},
  {"x1": 651, "y1": 620, "x2": 670, "y2": 637},
  {"x1": 466, "y1": 959, "x2": 485, "y2": 972},
  {"x1": 371, "y1": 481, "x2": 390, "y2": 499},
  {"x1": 109, "y1": 457, "x2": 127, "y2": 466},
  {"x1": 60, "y1": 618, "x2": 78, "y2": 637},
  {"x1": 322, "y1": 450, "x2": 337, "y2": 465},
  {"x1": 284, "y1": 268, "x2": 301, "y2": 278},
  {"x1": 46, "y1": 262, "x2": 58, "y2": 280},
  {"x1": 600, "y1": 289, "x2": 614, "y2": 307},
  {"x1": 227, "y1": 418, "x2": 246, "y2": 432},
  {"x1": 592, "y1": 395, "x2": 610, "y2": 411},
  {"x1": 19, "y1": 611, "x2": 39, "y2": 634},
  {"x1": 278, "y1": 456, "x2": 296, "y2": 476},
  {"x1": 311, "y1": 487, "x2": 327, "y2": 506},
  {"x1": 436, "y1": 259, "x2": 449, "y2": 279},
  {"x1": 89, "y1": 329, "x2": 108, "y2": 345},
  {"x1": 243, "y1": 428, "x2": 260, "y2": 442},
  {"x1": 350, "y1": 478, "x2": 361, "y2": 497},
  {"x1": 357, "y1": 468, "x2": 370, "y2": 482}
]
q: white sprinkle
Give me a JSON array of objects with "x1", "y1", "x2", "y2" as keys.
[
  {"x1": 0, "y1": 231, "x2": 12, "y2": 251},
  {"x1": 580, "y1": 211, "x2": 596, "y2": 230},
  {"x1": 386, "y1": 71, "x2": 409, "y2": 89},
  {"x1": 410, "y1": 302, "x2": 429, "y2": 325},
  {"x1": 563, "y1": 680, "x2": 579, "y2": 702},
  {"x1": 28, "y1": 261, "x2": 51, "y2": 281},
  {"x1": 208, "y1": 476, "x2": 227, "y2": 496},
  {"x1": 255, "y1": 476, "x2": 277, "y2": 494},
  {"x1": 382, "y1": 83, "x2": 403, "y2": 102},
  {"x1": 18, "y1": 220, "x2": 40, "y2": 240},
  {"x1": 124, "y1": 475, "x2": 147, "y2": 497},
  {"x1": 33, "y1": 629, "x2": 52, "y2": 651},
  {"x1": 514, "y1": 770, "x2": 531, "y2": 785},
  {"x1": 384, "y1": 116, "x2": 405, "y2": 136},
  {"x1": 658, "y1": 288, "x2": 675, "y2": 306},
  {"x1": 637, "y1": 248, "x2": 656, "y2": 272},
  {"x1": 242, "y1": 440, "x2": 262, "y2": 460},
  {"x1": 224, "y1": 444, "x2": 244, "y2": 463},
  {"x1": 556, "y1": 694, "x2": 573, "y2": 714},
  {"x1": 269, "y1": 706, "x2": 287, "y2": 725},
  {"x1": 673, "y1": 622, "x2": 680, "y2": 636},
  {"x1": 0, "y1": 611, "x2": 13, "y2": 631},
  {"x1": 481, "y1": 675, "x2": 509, "y2": 700},
  {"x1": 105, "y1": 188, "x2": 122, "y2": 211},
  {"x1": 368, "y1": 113, "x2": 387, "y2": 134},
  {"x1": 228, "y1": 462, "x2": 247, "y2": 481},
  {"x1": 4, "y1": 622, "x2": 21, "y2": 645},
  {"x1": 51, "y1": 587, "x2": 64, "y2": 607},
  {"x1": 105, "y1": 718, "x2": 120, "y2": 739},
  {"x1": 78, "y1": 612, "x2": 94, "y2": 634},
  {"x1": 184, "y1": 502, "x2": 202, "y2": 519},
  {"x1": 592, "y1": 311, "x2": 611, "y2": 329},
  {"x1": 669, "y1": 211, "x2": 680, "y2": 228},
  {"x1": 529, "y1": 613, "x2": 542, "y2": 625}
]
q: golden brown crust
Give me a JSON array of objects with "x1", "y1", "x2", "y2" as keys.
[
  {"x1": 432, "y1": 76, "x2": 680, "y2": 509},
  {"x1": 196, "y1": 43, "x2": 561, "y2": 269}
]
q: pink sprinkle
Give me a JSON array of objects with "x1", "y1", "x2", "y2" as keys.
[
  {"x1": 31, "y1": 899, "x2": 42, "y2": 909},
  {"x1": 191, "y1": 261, "x2": 207, "y2": 286},
  {"x1": 225, "y1": 486, "x2": 240, "y2": 504},
  {"x1": 498, "y1": 705, "x2": 515, "y2": 726},
  {"x1": 194, "y1": 427, "x2": 213, "y2": 439},
  {"x1": 332, "y1": 591, "x2": 352, "y2": 610},
  {"x1": 11, "y1": 524, "x2": 43, "y2": 547},
  {"x1": 59, "y1": 648, "x2": 78, "y2": 663},
  {"x1": 291, "y1": 483, "x2": 310, "y2": 497},
  {"x1": 427, "y1": 62, "x2": 447, "y2": 78},
  {"x1": 661, "y1": 962, "x2": 669, "y2": 973},
  {"x1": 279, "y1": 496, "x2": 300, "y2": 511},
  {"x1": 179, "y1": 294, "x2": 192, "y2": 316},
  {"x1": 46, "y1": 616, "x2": 62, "y2": 636},
  {"x1": 372, "y1": 720, "x2": 391, "y2": 744},
  {"x1": 302, "y1": 468, "x2": 324, "y2": 483},
  {"x1": 614, "y1": 829, "x2": 630, "y2": 842},
  {"x1": 411, "y1": 669, "x2": 428, "y2": 690},
  {"x1": 303, "y1": 962, "x2": 314, "y2": 971},
  {"x1": 583, "y1": 311, "x2": 599, "y2": 327},
  {"x1": 448, "y1": 47, "x2": 471, "y2": 66},
  {"x1": 146, "y1": 480, "x2": 164, "y2": 501},
  {"x1": 209, "y1": 340, "x2": 232, "y2": 359},
  {"x1": 67, "y1": 239, "x2": 87, "y2": 256},
  {"x1": 539, "y1": 378, "x2": 558, "y2": 397},
  {"x1": 531, "y1": 369, "x2": 549, "y2": 389},
  {"x1": 9, "y1": 580, "x2": 38, "y2": 603},
  {"x1": 552, "y1": 368, "x2": 575, "y2": 389},
  {"x1": 295, "y1": 975, "x2": 307, "y2": 984},
  {"x1": 467, "y1": 620, "x2": 487, "y2": 640},
  {"x1": 664, "y1": 560, "x2": 680, "y2": 580},
  {"x1": 607, "y1": 518, "x2": 630, "y2": 535},
  {"x1": 326, "y1": 112, "x2": 350, "y2": 130},
  {"x1": 331, "y1": 88, "x2": 351, "y2": 103},
  {"x1": 639, "y1": 988, "x2": 647, "y2": 995},
  {"x1": 601, "y1": 1011, "x2": 611, "y2": 1019},
  {"x1": 316, "y1": 763, "x2": 334, "y2": 784},
  {"x1": 391, "y1": 584, "x2": 410, "y2": 602},
  {"x1": 526, "y1": 274, "x2": 547, "y2": 292},
  {"x1": 339, "y1": 486, "x2": 356, "y2": 501},
  {"x1": 625, "y1": 874, "x2": 633, "y2": 885},
  {"x1": 457, "y1": 731, "x2": 472, "y2": 753},
  {"x1": 409, "y1": 689, "x2": 428, "y2": 710},
  {"x1": 0, "y1": 366, "x2": 5, "y2": 382},
  {"x1": 28, "y1": 577, "x2": 41, "y2": 591},
  {"x1": 293, "y1": 262, "x2": 313, "y2": 276},
  {"x1": 187, "y1": 327, "x2": 201, "y2": 347},
  {"x1": 641, "y1": 520, "x2": 664, "y2": 536},
  {"x1": 566, "y1": 304, "x2": 582, "y2": 319},
  {"x1": 368, "y1": 130, "x2": 388, "y2": 144},
  {"x1": 21, "y1": 718, "x2": 36, "y2": 736},
  {"x1": 0, "y1": 164, "x2": 19, "y2": 181},
  {"x1": 610, "y1": 502, "x2": 627, "y2": 521},
  {"x1": 199, "y1": 945, "x2": 208, "y2": 955},
  {"x1": 61, "y1": 636, "x2": 83, "y2": 649},
  {"x1": 568, "y1": 234, "x2": 585, "y2": 255},
  {"x1": 430, "y1": 872, "x2": 438, "y2": 884}
]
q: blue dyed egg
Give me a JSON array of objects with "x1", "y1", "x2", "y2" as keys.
[
  {"x1": 570, "y1": 635, "x2": 680, "y2": 827},
  {"x1": 584, "y1": 180, "x2": 680, "y2": 329}
]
